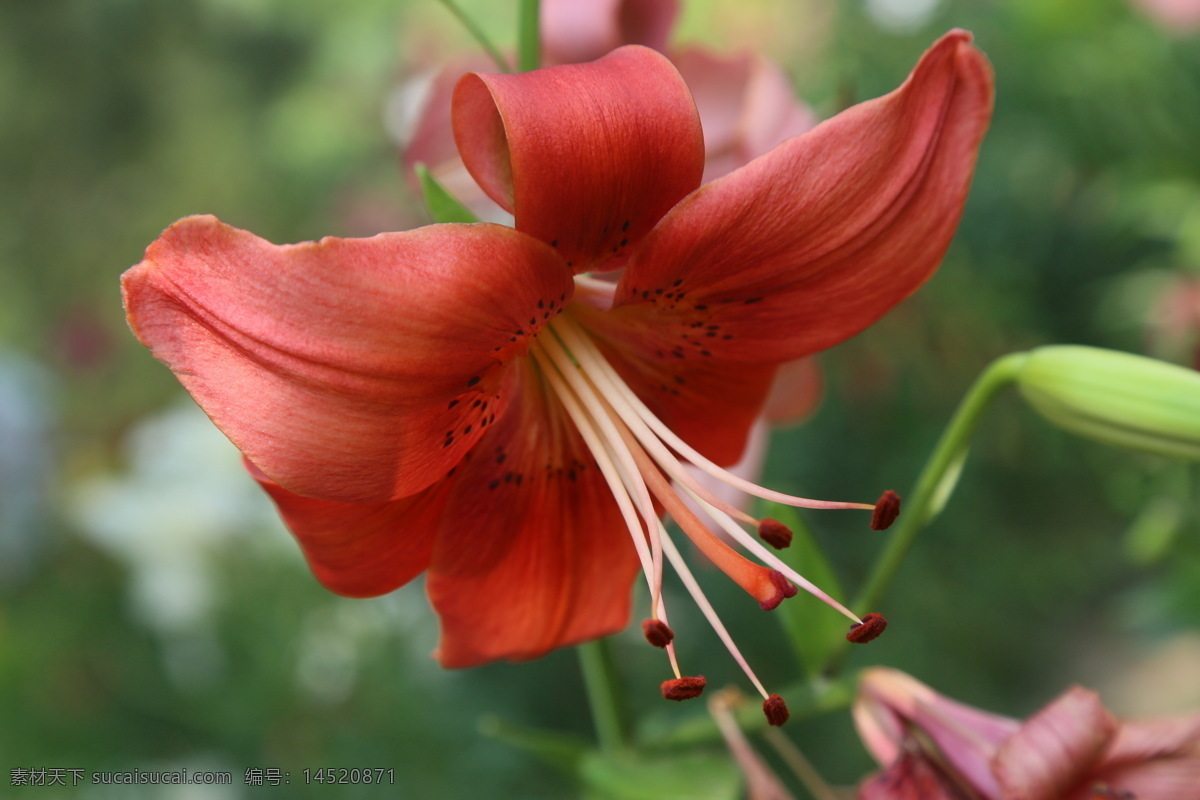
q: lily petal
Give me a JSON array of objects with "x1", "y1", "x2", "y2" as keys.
[
  {"x1": 611, "y1": 29, "x2": 993, "y2": 364},
  {"x1": 859, "y1": 750, "x2": 977, "y2": 800},
  {"x1": 993, "y1": 687, "x2": 1118, "y2": 800},
  {"x1": 672, "y1": 47, "x2": 817, "y2": 183},
  {"x1": 764, "y1": 357, "x2": 823, "y2": 426},
  {"x1": 1101, "y1": 711, "x2": 1200, "y2": 765},
  {"x1": 427, "y1": 360, "x2": 638, "y2": 667},
  {"x1": 1087, "y1": 758, "x2": 1200, "y2": 800},
  {"x1": 453, "y1": 45, "x2": 705, "y2": 273},
  {"x1": 249, "y1": 462, "x2": 450, "y2": 597},
  {"x1": 122, "y1": 215, "x2": 573, "y2": 503}
]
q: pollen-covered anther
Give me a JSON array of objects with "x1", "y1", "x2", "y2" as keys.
[
  {"x1": 661, "y1": 675, "x2": 707, "y2": 701},
  {"x1": 758, "y1": 570, "x2": 799, "y2": 611},
  {"x1": 642, "y1": 619, "x2": 675, "y2": 648},
  {"x1": 762, "y1": 694, "x2": 790, "y2": 726},
  {"x1": 871, "y1": 490, "x2": 901, "y2": 530},
  {"x1": 757, "y1": 518, "x2": 793, "y2": 549},
  {"x1": 846, "y1": 612, "x2": 888, "y2": 643}
]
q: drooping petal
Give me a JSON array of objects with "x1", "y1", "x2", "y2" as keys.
[
  {"x1": 123, "y1": 215, "x2": 573, "y2": 503},
  {"x1": 249, "y1": 461, "x2": 450, "y2": 598},
  {"x1": 426, "y1": 359, "x2": 639, "y2": 667},
  {"x1": 541, "y1": 0, "x2": 680, "y2": 65},
  {"x1": 993, "y1": 687, "x2": 1117, "y2": 800},
  {"x1": 453, "y1": 45, "x2": 705, "y2": 273},
  {"x1": 610, "y1": 29, "x2": 994, "y2": 364}
]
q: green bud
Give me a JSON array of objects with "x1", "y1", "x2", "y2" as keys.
[{"x1": 1016, "y1": 345, "x2": 1200, "y2": 461}]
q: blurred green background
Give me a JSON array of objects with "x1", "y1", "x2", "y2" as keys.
[{"x1": 4, "y1": 0, "x2": 1200, "y2": 797}]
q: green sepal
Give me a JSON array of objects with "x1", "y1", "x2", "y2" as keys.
[{"x1": 415, "y1": 163, "x2": 481, "y2": 224}]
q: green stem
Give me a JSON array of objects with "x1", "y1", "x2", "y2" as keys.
[
  {"x1": 517, "y1": 0, "x2": 541, "y2": 71},
  {"x1": 821, "y1": 352, "x2": 1029, "y2": 676},
  {"x1": 576, "y1": 638, "x2": 627, "y2": 753},
  {"x1": 436, "y1": 0, "x2": 511, "y2": 72}
]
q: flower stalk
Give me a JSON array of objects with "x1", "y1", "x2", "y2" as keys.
[
  {"x1": 518, "y1": 0, "x2": 541, "y2": 71},
  {"x1": 820, "y1": 352, "x2": 1028, "y2": 676},
  {"x1": 576, "y1": 638, "x2": 628, "y2": 754}
]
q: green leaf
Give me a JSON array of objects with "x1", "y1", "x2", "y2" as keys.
[
  {"x1": 415, "y1": 163, "x2": 481, "y2": 224},
  {"x1": 579, "y1": 751, "x2": 741, "y2": 800},
  {"x1": 924, "y1": 444, "x2": 969, "y2": 525},
  {"x1": 477, "y1": 715, "x2": 590, "y2": 775},
  {"x1": 760, "y1": 502, "x2": 847, "y2": 678}
]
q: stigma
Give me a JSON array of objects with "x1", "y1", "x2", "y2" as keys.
[{"x1": 529, "y1": 302, "x2": 893, "y2": 726}]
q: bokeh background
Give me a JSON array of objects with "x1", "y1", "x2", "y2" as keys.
[{"x1": 4, "y1": 0, "x2": 1200, "y2": 797}]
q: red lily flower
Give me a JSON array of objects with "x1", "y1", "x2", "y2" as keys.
[{"x1": 122, "y1": 34, "x2": 992, "y2": 699}]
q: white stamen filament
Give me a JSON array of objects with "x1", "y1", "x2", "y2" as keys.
[
  {"x1": 530, "y1": 345, "x2": 682, "y2": 678},
  {"x1": 555, "y1": 314, "x2": 876, "y2": 513},
  {"x1": 536, "y1": 329, "x2": 666, "y2": 614},
  {"x1": 532, "y1": 308, "x2": 872, "y2": 700},
  {"x1": 683, "y1": 486, "x2": 861, "y2": 623},
  {"x1": 657, "y1": 522, "x2": 769, "y2": 700}
]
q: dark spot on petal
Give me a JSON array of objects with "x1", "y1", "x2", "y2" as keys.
[
  {"x1": 468, "y1": 376, "x2": 481, "y2": 387},
  {"x1": 448, "y1": 399, "x2": 459, "y2": 409},
  {"x1": 488, "y1": 479, "x2": 500, "y2": 490}
]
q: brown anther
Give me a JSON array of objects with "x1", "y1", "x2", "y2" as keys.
[
  {"x1": 757, "y1": 518, "x2": 793, "y2": 549},
  {"x1": 661, "y1": 675, "x2": 707, "y2": 701},
  {"x1": 642, "y1": 619, "x2": 675, "y2": 648},
  {"x1": 846, "y1": 612, "x2": 888, "y2": 643},
  {"x1": 871, "y1": 490, "x2": 901, "y2": 530},
  {"x1": 758, "y1": 570, "x2": 799, "y2": 611},
  {"x1": 762, "y1": 694, "x2": 790, "y2": 726}
]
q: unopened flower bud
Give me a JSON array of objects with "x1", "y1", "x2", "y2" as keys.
[{"x1": 1016, "y1": 346, "x2": 1200, "y2": 461}]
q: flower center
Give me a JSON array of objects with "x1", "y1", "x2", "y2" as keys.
[{"x1": 528, "y1": 300, "x2": 894, "y2": 724}]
